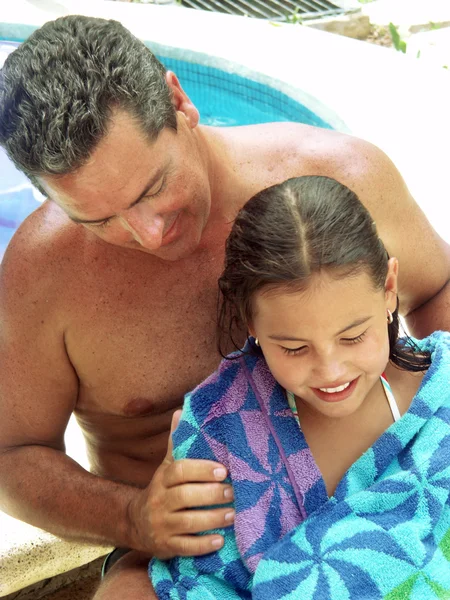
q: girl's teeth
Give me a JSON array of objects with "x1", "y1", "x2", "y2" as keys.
[{"x1": 319, "y1": 382, "x2": 351, "y2": 393}]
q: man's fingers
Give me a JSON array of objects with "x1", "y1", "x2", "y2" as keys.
[
  {"x1": 165, "y1": 481, "x2": 234, "y2": 511},
  {"x1": 152, "y1": 507, "x2": 236, "y2": 559},
  {"x1": 168, "y1": 533, "x2": 228, "y2": 557},
  {"x1": 163, "y1": 458, "x2": 228, "y2": 487},
  {"x1": 164, "y1": 409, "x2": 183, "y2": 463},
  {"x1": 168, "y1": 506, "x2": 235, "y2": 535}
]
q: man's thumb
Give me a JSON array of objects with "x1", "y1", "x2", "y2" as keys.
[{"x1": 165, "y1": 409, "x2": 182, "y2": 461}]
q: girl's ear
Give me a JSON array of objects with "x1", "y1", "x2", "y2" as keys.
[{"x1": 385, "y1": 257, "x2": 399, "y2": 314}]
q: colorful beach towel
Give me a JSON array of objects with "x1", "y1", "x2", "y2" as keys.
[{"x1": 150, "y1": 331, "x2": 450, "y2": 599}]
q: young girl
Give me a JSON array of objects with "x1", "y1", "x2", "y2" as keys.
[{"x1": 150, "y1": 176, "x2": 450, "y2": 599}]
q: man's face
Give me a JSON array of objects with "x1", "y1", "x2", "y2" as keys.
[{"x1": 40, "y1": 110, "x2": 212, "y2": 261}]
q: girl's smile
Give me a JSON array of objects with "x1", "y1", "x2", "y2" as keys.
[{"x1": 311, "y1": 375, "x2": 359, "y2": 403}]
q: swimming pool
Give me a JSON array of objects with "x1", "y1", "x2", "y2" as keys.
[{"x1": 0, "y1": 40, "x2": 332, "y2": 260}]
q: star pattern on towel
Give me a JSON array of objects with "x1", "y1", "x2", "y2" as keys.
[
  {"x1": 252, "y1": 417, "x2": 450, "y2": 599},
  {"x1": 203, "y1": 406, "x2": 304, "y2": 572}
]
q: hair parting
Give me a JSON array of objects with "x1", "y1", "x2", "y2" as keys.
[{"x1": 217, "y1": 176, "x2": 430, "y2": 373}]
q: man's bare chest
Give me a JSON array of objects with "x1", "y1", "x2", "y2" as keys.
[{"x1": 64, "y1": 250, "x2": 226, "y2": 417}]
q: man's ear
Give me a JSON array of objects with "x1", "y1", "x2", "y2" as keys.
[
  {"x1": 165, "y1": 71, "x2": 199, "y2": 128},
  {"x1": 385, "y1": 257, "x2": 399, "y2": 314}
]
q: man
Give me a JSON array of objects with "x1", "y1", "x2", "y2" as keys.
[{"x1": 0, "y1": 15, "x2": 448, "y2": 599}]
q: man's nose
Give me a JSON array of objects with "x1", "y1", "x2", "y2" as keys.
[{"x1": 120, "y1": 205, "x2": 165, "y2": 250}]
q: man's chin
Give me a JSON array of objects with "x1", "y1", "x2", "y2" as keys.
[{"x1": 135, "y1": 239, "x2": 200, "y2": 262}]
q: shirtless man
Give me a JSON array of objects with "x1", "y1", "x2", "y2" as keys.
[{"x1": 0, "y1": 15, "x2": 448, "y2": 600}]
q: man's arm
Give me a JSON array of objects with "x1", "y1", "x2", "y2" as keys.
[
  {"x1": 403, "y1": 278, "x2": 450, "y2": 338},
  {"x1": 0, "y1": 239, "x2": 131, "y2": 546},
  {"x1": 327, "y1": 135, "x2": 450, "y2": 336},
  {"x1": 0, "y1": 232, "x2": 233, "y2": 557}
]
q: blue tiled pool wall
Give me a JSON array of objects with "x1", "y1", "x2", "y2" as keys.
[
  {"x1": 161, "y1": 55, "x2": 331, "y2": 129},
  {"x1": 0, "y1": 39, "x2": 331, "y2": 259}
]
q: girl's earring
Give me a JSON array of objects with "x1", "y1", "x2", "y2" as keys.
[
  {"x1": 387, "y1": 310, "x2": 393, "y2": 324},
  {"x1": 255, "y1": 338, "x2": 259, "y2": 346}
]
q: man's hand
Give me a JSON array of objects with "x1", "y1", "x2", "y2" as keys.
[{"x1": 127, "y1": 410, "x2": 235, "y2": 559}]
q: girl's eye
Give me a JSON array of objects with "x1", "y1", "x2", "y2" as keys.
[
  {"x1": 342, "y1": 331, "x2": 367, "y2": 344},
  {"x1": 282, "y1": 346, "x2": 307, "y2": 356}
]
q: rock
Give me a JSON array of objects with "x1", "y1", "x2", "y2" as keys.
[{"x1": 307, "y1": 14, "x2": 371, "y2": 41}]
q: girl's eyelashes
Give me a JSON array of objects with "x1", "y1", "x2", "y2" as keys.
[
  {"x1": 280, "y1": 330, "x2": 368, "y2": 355},
  {"x1": 341, "y1": 330, "x2": 368, "y2": 344},
  {"x1": 282, "y1": 345, "x2": 307, "y2": 356}
]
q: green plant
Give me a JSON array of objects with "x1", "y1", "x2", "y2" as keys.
[
  {"x1": 389, "y1": 22, "x2": 407, "y2": 53},
  {"x1": 287, "y1": 7, "x2": 303, "y2": 25}
]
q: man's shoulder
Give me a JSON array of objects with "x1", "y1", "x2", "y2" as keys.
[
  {"x1": 0, "y1": 201, "x2": 107, "y2": 319},
  {"x1": 0, "y1": 203, "x2": 78, "y2": 332},
  {"x1": 278, "y1": 125, "x2": 403, "y2": 210},
  {"x1": 283, "y1": 124, "x2": 389, "y2": 178},
  {"x1": 232, "y1": 122, "x2": 376, "y2": 155},
  {"x1": 1, "y1": 201, "x2": 82, "y2": 283},
  {"x1": 229, "y1": 123, "x2": 391, "y2": 186}
]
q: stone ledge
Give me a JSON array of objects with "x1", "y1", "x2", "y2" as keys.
[
  {"x1": 0, "y1": 512, "x2": 111, "y2": 597},
  {"x1": 1, "y1": 557, "x2": 103, "y2": 600}
]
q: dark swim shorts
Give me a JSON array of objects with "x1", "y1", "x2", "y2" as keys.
[{"x1": 101, "y1": 548, "x2": 131, "y2": 578}]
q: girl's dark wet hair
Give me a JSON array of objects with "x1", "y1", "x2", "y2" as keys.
[{"x1": 218, "y1": 176, "x2": 430, "y2": 372}]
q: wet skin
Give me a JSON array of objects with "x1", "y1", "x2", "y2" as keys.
[{"x1": 0, "y1": 76, "x2": 449, "y2": 559}]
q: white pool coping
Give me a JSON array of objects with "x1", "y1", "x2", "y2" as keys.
[{"x1": 0, "y1": 0, "x2": 449, "y2": 595}]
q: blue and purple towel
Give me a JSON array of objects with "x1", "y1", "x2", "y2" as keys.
[{"x1": 150, "y1": 332, "x2": 450, "y2": 599}]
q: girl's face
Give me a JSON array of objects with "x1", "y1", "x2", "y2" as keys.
[{"x1": 249, "y1": 259, "x2": 398, "y2": 419}]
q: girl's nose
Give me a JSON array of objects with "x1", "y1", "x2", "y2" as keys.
[{"x1": 312, "y1": 350, "x2": 347, "y2": 384}]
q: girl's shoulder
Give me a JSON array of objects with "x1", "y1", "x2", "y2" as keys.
[
  {"x1": 408, "y1": 330, "x2": 450, "y2": 353},
  {"x1": 414, "y1": 331, "x2": 450, "y2": 398},
  {"x1": 188, "y1": 339, "x2": 261, "y2": 402},
  {"x1": 173, "y1": 347, "x2": 263, "y2": 463},
  {"x1": 399, "y1": 330, "x2": 450, "y2": 368},
  {"x1": 184, "y1": 344, "x2": 262, "y2": 424},
  {"x1": 387, "y1": 331, "x2": 450, "y2": 417}
]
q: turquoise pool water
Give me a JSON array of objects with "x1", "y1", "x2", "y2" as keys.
[{"x1": 0, "y1": 40, "x2": 331, "y2": 258}]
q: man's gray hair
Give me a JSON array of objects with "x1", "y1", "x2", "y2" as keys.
[{"x1": 0, "y1": 15, "x2": 177, "y2": 192}]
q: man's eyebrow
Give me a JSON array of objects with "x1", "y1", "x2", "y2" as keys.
[
  {"x1": 68, "y1": 169, "x2": 165, "y2": 224},
  {"x1": 268, "y1": 316, "x2": 372, "y2": 342}
]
